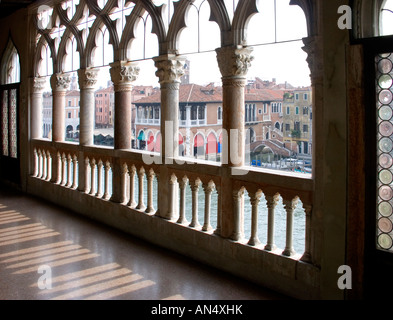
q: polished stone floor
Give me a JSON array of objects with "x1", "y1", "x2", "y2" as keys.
[{"x1": 0, "y1": 185, "x2": 288, "y2": 300}]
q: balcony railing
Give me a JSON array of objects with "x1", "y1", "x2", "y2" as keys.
[
  {"x1": 135, "y1": 118, "x2": 161, "y2": 125},
  {"x1": 29, "y1": 138, "x2": 317, "y2": 299}
]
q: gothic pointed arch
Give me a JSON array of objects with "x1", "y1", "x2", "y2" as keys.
[
  {"x1": 166, "y1": 0, "x2": 193, "y2": 52},
  {"x1": 289, "y1": 0, "x2": 316, "y2": 37},
  {"x1": 84, "y1": 1, "x2": 119, "y2": 66},
  {"x1": 232, "y1": 0, "x2": 259, "y2": 45},
  {"x1": 118, "y1": 1, "x2": 146, "y2": 60},
  {"x1": 55, "y1": 3, "x2": 86, "y2": 71},
  {"x1": 0, "y1": 36, "x2": 21, "y2": 85},
  {"x1": 34, "y1": 37, "x2": 54, "y2": 77}
]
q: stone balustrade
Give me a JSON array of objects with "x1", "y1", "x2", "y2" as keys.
[{"x1": 31, "y1": 139, "x2": 313, "y2": 264}]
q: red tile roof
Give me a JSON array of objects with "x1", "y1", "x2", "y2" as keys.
[{"x1": 134, "y1": 83, "x2": 285, "y2": 104}]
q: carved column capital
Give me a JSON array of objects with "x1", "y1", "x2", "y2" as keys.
[
  {"x1": 302, "y1": 36, "x2": 323, "y2": 85},
  {"x1": 179, "y1": 176, "x2": 189, "y2": 189},
  {"x1": 31, "y1": 77, "x2": 47, "y2": 94},
  {"x1": 109, "y1": 61, "x2": 140, "y2": 92},
  {"x1": 216, "y1": 45, "x2": 254, "y2": 82},
  {"x1": 153, "y1": 54, "x2": 185, "y2": 88},
  {"x1": 203, "y1": 182, "x2": 215, "y2": 195},
  {"x1": 50, "y1": 73, "x2": 71, "y2": 92},
  {"x1": 283, "y1": 197, "x2": 300, "y2": 212},
  {"x1": 78, "y1": 67, "x2": 100, "y2": 90}
]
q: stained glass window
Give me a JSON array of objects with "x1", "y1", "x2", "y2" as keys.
[
  {"x1": 1, "y1": 89, "x2": 18, "y2": 159},
  {"x1": 376, "y1": 52, "x2": 393, "y2": 252},
  {"x1": 2, "y1": 90, "x2": 9, "y2": 156},
  {"x1": 9, "y1": 89, "x2": 17, "y2": 158}
]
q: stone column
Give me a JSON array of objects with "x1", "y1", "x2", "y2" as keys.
[
  {"x1": 216, "y1": 45, "x2": 253, "y2": 168},
  {"x1": 30, "y1": 77, "x2": 46, "y2": 140},
  {"x1": 78, "y1": 68, "x2": 99, "y2": 146},
  {"x1": 153, "y1": 54, "x2": 185, "y2": 160},
  {"x1": 110, "y1": 61, "x2": 139, "y2": 150},
  {"x1": 50, "y1": 73, "x2": 71, "y2": 142},
  {"x1": 76, "y1": 69, "x2": 98, "y2": 193},
  {"x1": 302, "y1": 36, "x2": 323, "y2": 267},
  {"x1": 109, "y1": 61, "x2": 139, "y2": 203},
  {"x1": 216, "y1": 45, "x2": 253, "y2": 239},
  {"x1": 153, "y1": 54, "x2": 185, "y2": 219},
  {"x1": 185, "y1": 105, "x2": 191, "y2": 157}
]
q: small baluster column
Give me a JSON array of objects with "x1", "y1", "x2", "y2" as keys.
[
  {"x1": 202, "y1": 182, "x2": 214, "y2": 232},
  {"x1": 33, "y1": 148, "x2": 38, "y2": 177},
  {"x1": 301, "y1": 204, "x2": 313, "y2": 263},
  {"x1": 282, "y1": 197, "x2": 299, "y2": 256},
  {"x1": 89, "y1": 158, "x2": 97, "y2": 196},
  {"x1": 84, "y1": 157, "x2": 90, "y2": 193},
  {"x1": 61, "y1": 153, "x2": 67, "y2": 186},
  {"x1": 214, "y1": 184, "x2": 222, "y2": 236},
  {"x1": 45, "y1": 151, "x2": 52, "y2": 181},
  {"x1": 265, "y1": 194, "x2": 279, "y2": 251},
  {"x1": 136, "y1": 167, "x2": 146, "y2": 210},
  {"x1": 37, "y1": 149, "x2": 42, "y2": 178},
  {"x1": 50, "y1": 151, "x2": 61, "y2": 184},
  {"x1": 231, "y1": 189, "x2": 245, "y2": 241},
  {"x1": 145, "y1": 169, "x2": 155, "y2": 214},
  {"x1": 248, "y1": 191, "x2": 262, "y2": 246},
  {"x1": 96, "y1": 160, "x2": 103, "y2": 198},
  {"x1": 103, "y1": 161, "x2": 111, "y2": 200},
  {"x1": 177, "y1": 176, "x2": 188, "y2": 224},
  {"x1": 66, "y1": 154, "x2": 72, "y2": 187},
  {"x1": 71, "y1": 155, "x2": 77, "y2": 188},
  {"x1": 189, "y1": 179, "x2": 201, "y2": 228},
  {"x1": 42, "y1": 150, "x2": 47, "y2": 180},
  {"x1": 165, "y1": 173, "x2": 177, "y2": 219},
  {"x1": 127, "y1": 165, "x2": 137, "y2": 208},
  {"x1": 120, "y1": 163, "x2": 129, "y2": 204}
]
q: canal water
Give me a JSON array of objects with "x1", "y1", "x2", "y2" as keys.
[
  {"x1": 138, "y1": 175, "x2": 306, "y2": 255},
  {"x1": 83, "y1": 167, "x2": 306, "y2": 255}
]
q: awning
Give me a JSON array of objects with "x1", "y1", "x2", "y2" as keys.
[{"x1": 137, "y1": 131, "x2": 146, "y2": 140}]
